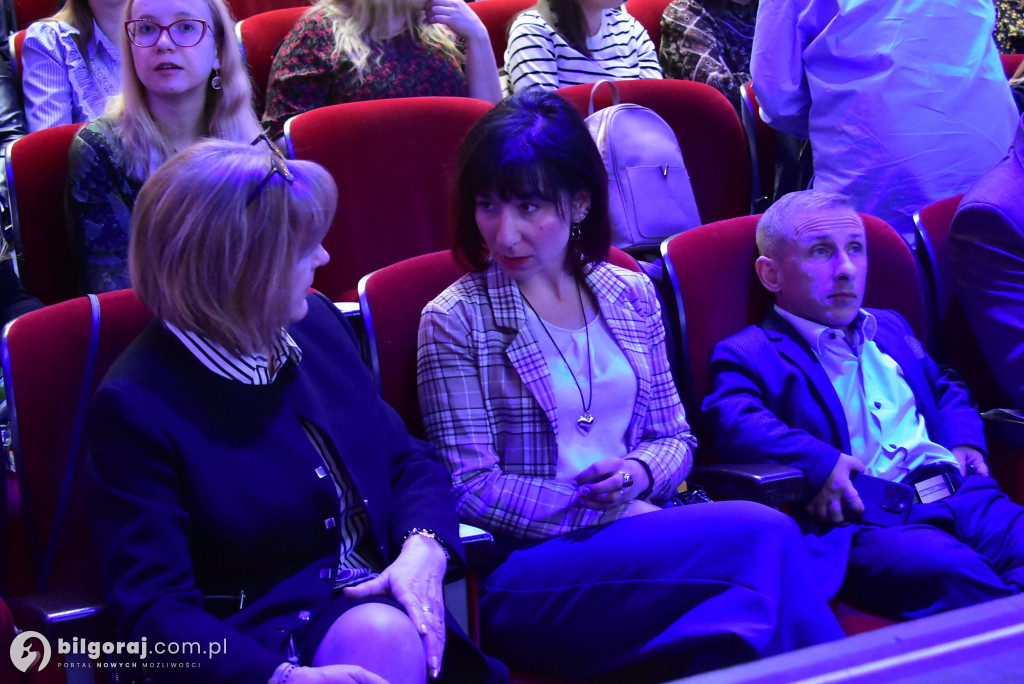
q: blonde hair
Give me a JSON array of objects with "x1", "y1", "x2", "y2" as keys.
[
  {"x1": 105, "y1": 0, "x2": 260, "y2": 182},
  {"x1": 130, "y1": 140, "x2": 338, "y2": 355},
  {"x1": 314, "y1": 0, "x2": 462, "y2": 81}
]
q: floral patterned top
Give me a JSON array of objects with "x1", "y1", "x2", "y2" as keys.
[
  {"x1": 659, "y1": 0, "x2": 757, "y2": 111},
  {"x1": 995, "y1": 0, "x2": 1024, "y2": 55},
  {"x1": 262, "y1": 7, "x2": 467, "y2": 138},
  {"x1": 65, "y1": 118, "x2": 143, "y2": 294}
]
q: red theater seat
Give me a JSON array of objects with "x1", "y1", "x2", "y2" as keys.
[{"x1": 284, "y1": 97, "x2": 493, "y2": 302}]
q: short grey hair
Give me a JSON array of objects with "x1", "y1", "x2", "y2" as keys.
[{"x1": 756, "y1": 190, "x2": 855, "y2": 257}]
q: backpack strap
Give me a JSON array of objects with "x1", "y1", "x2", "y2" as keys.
[
  {"x1": 588, "y1": 80, "x2": 621, "y2": 116},
  {"x1": 38, "y1": 293, "x2": 101, "y2": 590}
]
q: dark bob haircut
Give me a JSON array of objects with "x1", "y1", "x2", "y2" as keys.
[{"x1": 451, "y1": 88, "x2": 611, "y2": 276}]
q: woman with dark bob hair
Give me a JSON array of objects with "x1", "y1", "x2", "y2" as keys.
[
  {"x1": 417, "y1": 89, "x2": 843, "y2": 681},
  {"x1": 88, "y1": 139, "x2": 504, "y2": 684}
]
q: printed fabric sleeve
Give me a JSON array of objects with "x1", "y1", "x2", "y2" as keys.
[
  {"x1": 64, "y1": 124, "x2": 136, "y2": 293},
  {"x1": 749, "y1": 0, "x2": 811, "y2": 138},
  {"x1": 503, "y1": 13, "x2": 562, "y2": 93},
  {"x1": 615, "y1": 272, "x2": 693, "y2": 500},
  {"x1": 262, "y1": 10, "x2": 341, "y2": 139},
  {"x1": 659, "y1": 0, "x2": 746, "y2": 109},
  {"x1": 416, "y1": 294, "x2": 642, "y2": 540},
  {"x1": 21, "y1": 22, "x2": 75, "y2": 132}
]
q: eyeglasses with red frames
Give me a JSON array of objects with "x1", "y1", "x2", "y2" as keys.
[
  {"x1": 125, "y1": 18, "x2": 209, "y2": 48},
  {"x1": 247, "y1": 133, "x2": 295, "y2": 205}
]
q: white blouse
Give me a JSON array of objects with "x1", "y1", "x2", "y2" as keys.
[{"x1": 525, "y1": 306, "x2": 638, "y2": 481}]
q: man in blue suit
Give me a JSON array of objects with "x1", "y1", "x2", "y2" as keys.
[{"x1": 704, "y1": 190, "x2": 1024, "y2": 619}]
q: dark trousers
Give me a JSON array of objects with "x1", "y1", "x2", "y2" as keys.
[
  {"x1": 841, "y1": 475, "x2": 1024, "y2": 619},
  {"x1": 479, "y1": 501, "x2": 843, "y2": 682}
]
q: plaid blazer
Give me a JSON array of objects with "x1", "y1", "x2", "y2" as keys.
[{"x1": 417, "y1": 261, "x2": 695, "y2": 540}]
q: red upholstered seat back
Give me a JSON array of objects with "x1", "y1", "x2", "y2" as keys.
[
  {"x1": 4, "y1": 122, "x2": 86, "y2": 305},
  {"x1": 12, "y1": 0, "x2": 58, "y2": 29},
  {"x1": 1, "y1": 290, "x2": 153, "y2": 597},
  {"x1": 359, "y1": 248, "x2": 640, "y2": 437},
  {"x1": 662, "y1": 213, "x2": 928, "y2": 463},
  {"x1": 227, "y1": 0, "x2": 307, "y2": 21},
  {"x1": 623, "y1": 0, "x2": 672, "y2": 53},
  {"x1": 285, "y1": 97, "x2": 493, "y2": 302},
  {"x1": 236, "y1": 6, "x2": 305, "y2": 118},
  {"x1": 557, "y1": 79, "x2": 751, "y2": 225},
  {"x1": 1001, "y1": 54, "x2": 1024, "y2": 79},
  {"x1": 469, "y1": 0, "x2": 536, "y2": 67}
]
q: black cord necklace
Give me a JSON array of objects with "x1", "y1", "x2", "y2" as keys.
[{"x1": 521, "y1": 280, "x2": 595, "y2": 435}]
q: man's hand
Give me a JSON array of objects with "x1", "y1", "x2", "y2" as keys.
[
  {"x1": 344, "y1": 534, "x2": 447, "y2": 678},
  {"x1": 952, "y1": 445, "x2": 989, "y2": 477},
  {"x1": 806, "y1": 453, "x2": 865, "y2": 525}
]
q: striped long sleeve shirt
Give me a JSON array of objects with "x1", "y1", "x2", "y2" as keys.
[{"x1": 503, "y1": 8, "x2": 662, "y2": 95}]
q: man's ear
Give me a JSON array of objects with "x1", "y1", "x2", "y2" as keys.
[{"x1": 755, "y1": 255, "x2": 782, "y2": 293}]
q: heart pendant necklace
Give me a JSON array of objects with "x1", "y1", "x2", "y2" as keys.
[{"x1": 521, "y1": 280, "x2": 595, "y2": 436}]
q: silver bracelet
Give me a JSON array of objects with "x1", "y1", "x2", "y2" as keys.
[{"x1": 403, "y1": 527, "x2": 451, "y2": 562}]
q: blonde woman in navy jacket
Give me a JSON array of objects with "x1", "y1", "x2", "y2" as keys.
[
  {"x1": 416, "y1": 89, "x2": 842, "y2": 683},
  {"x1": 88, "y1": 140, "x2": 502, "y2": 684}
]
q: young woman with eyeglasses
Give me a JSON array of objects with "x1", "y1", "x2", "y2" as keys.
[{"x1": 65, "y1": 0, "x2": 260, "y2": 294}]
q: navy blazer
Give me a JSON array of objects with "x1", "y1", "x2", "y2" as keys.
[
  {"x1": 88, "y1": 294, "x2": 464, "y2": 683},
  {"x1": 703, "y1": 308, "x2": 985, "y2": 500}
]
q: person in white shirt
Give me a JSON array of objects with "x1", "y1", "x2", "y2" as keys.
[
  {"x1": 751, "y1": 0, "x2": 1017, "y2": 239},
  {"x1": 503, "y1": 0, "x2": 662, "y2": 95}
]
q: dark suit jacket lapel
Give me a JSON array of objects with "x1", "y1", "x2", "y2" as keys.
[
  {"x1": 763, "y1": 309, "x2": 853, "y2": 452},
  {"x1": 870, "y1": 312, "x2": 933, "y2": 414}
]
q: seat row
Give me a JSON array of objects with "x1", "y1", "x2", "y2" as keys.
[
  {"x1": 3, "y1": 201, "x2": 1023, "y2": 668},
  {"x1": 4, "y1": 78, "x2": 750, "y2": 306}
]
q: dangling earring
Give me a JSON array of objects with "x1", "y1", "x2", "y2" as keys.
[
  {"x1": 571, "y1": 219, "x2": 582, "y2": 241},
  {"x1": 211, "y1": 68, "x2": 222, "y2": 90},
  {"x1": 571, "y1": 206, "x2": 588, "y2": 241}
]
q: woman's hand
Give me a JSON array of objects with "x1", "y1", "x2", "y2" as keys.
[
  {"x1": 424, "y1": 0, "x2": 489, "y2": 42},
  {"x1": 343, "y1": 534, "x2": 447, "y2": 678},
  {"x1": 574, "y1": 456, "x2": 651, "y2": 510},
  {"x1": 289, "y1": 664, "x2": 389, "y2": 684}
]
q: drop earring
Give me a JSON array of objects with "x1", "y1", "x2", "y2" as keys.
[{"x1": 211, "y1": 68, "x2": 222, "y2": 90}]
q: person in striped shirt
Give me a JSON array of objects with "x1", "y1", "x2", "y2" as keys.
[{"x1": 503, "y1": 0, "x2": 662, "y2": 94}]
